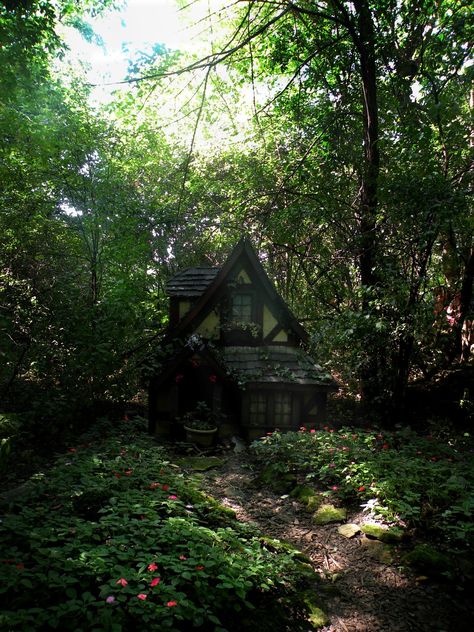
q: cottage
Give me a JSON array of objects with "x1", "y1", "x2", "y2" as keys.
[{"x1": 148, "y1": 238, "x2": 336, "y2": 440}]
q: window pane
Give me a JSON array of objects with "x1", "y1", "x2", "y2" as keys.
[
  {"x1": 232, "y1": 294, "x2": 252, "y2": 321},
  {"x1": 274, "y1": 393, "x2": 292, "y2": 425},
  {"x1": 249, "y1": 392, "x2": 266, "y2": 425}
]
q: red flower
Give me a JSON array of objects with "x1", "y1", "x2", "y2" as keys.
[
  {"x1": 191, "y1": 359, "x2": 200, "y2": 368},
  {"x1": 147, "y1": 563, "x2": 158, "y2": 572},
  {"x1": 175, "y1": 374, "x2": 184, "y2": 383},
  {"x1": 116, "y1": 578, "x2": 128, "y2": 587},
  {"x1": 137, "y1": 593, "x2": 147, "y2": 600},
  {"x1": 124, "y1": 469, "x2": 133, "y2": 476},
  {"x1": 150, "y1": 577, "x2": 161, "y2": 587},
  {"x1": 149, "y1": 482, "x2": 160, "y2": 489},
  {"x1": 299, "y1": 426, "x2": 307, "y2": 432},
  {"x1": 167, "y1": 601, "x2": 178, "y2": 607},
  {"x1": 195, "y1": 565, "x2": 204, "y2": 571},
  {"x1": 16, "y1": 563, "x2": 25, "y2": 570},
  {"x1": 162, "y1": 484, "x2": 169, "y2": 491},
  {"x1": 358, "y1": 486, "x2": 366, "y2": 492},
  {"x1": 68, "y1": 448, "x2": 77, "y2": 453},
  {"x1": 123, "y1": 415, "x2": 129, "y2": 421},
  {"x1": 113, "y1": 472, "x2": 121, "y2": 479},
  {"x1": 382, "y1": 443, "x2": 390, "y2": 450},
  {"x1": 209, "y1": 374, "x2": 217, "y2": 383}
]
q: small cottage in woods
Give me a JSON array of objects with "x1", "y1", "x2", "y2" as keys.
[{"x1": 149, "y1": 238, "x2": 336, "y2": 440}]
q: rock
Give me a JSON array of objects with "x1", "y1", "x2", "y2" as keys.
[
  {"x1": 313, "y1": 504, "x2": 347, "y2": 525},
  {"x1": 402, "y1": 544, "x2": 452, "y2": 578},
  {"x1": 338, "y1": 523, "x2": 361, "y2": 538},
  {"x1": 360, "y1": 535, "x2": 394, "y2": 564},
  {"x1": 361, "y1": 523, "x2": 405, "y2": 543},
  {"x1": 290, "y1": 484, "x2": 322, "y2": 511},
  {"x1": 175, "y1": 456, "x2": 225, "y2": 471},
  {"x1": 258, "y1": 464, "x2": 297, "y2": 493},
  {"x1": 301, "y1": 590, "x2": 330, "y2": 629},
  {"x1": 231, "y1": 436, "x2": 247, "y2": 453}
]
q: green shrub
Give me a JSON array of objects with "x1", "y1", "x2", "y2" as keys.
[
  {"x1": 251, "y1": 426, "x2": 474, "y2": 549},
  {"x1": 0, "y1": 418, "x2": 315, "y2": 631}
]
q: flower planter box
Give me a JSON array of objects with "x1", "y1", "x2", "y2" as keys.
[{"x1": 184, "y1": 426, "x2": 218, "y2": 447}]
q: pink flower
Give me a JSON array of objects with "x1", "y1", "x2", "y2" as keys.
[
  {"x1": 106, "y1": 596, "x2": 115, "y2": 604},
  {"x1": 179, "y1": 555, "x2": 187, "y2": 560},
  {"x1": 123, "y1": 415, "x2": 129, "y2": 421},
  {"x1": 137, "y1": 593, "x2": 147, "y2": 600},
  {"x1": 149, "y1": 482, "x2": 160, "y2": 489},
  {"x1": 150, "y1": 577, "x2": 161, "y2": 587},
  {"x1": 299, "y1": 426, "x2": 307, "y2": 432},
  {"x1": 116, "y1": 578, "x2": 128, "y2": 587},
  {"x1": 331, "y1": 485, "x2": 339, "y2": 491},
  {"x1": 147, "y1": 563, "x2": 158, "y2": 572},
  {"x1": 168, "y1": 495, "x2": 178, "y2": 500},
  {"x1": 161, "y1": 484, "x2": 169, "y2": 491},
  {"x1": 124, "y1": 469, "x2": 133, "y2": 476},
  {"x1": 310, "y1": 429, "x2": 316, "y2": 434},
  {"x1": 195, "y1": 565, "x2": 204, "y2": 571},
  {"x1": 329, "y1": 462, "x2": 336, "y2": 468},
  {"x1": 191, "y1": 359, "x2": 200, "y2": 368},
  {"x1": 175, "y1": 374, "x2": 184, "y2": 383},
  {"x1": 209, "y1": 374, "x2": 217, "y2": 383},
  {"x1": 167, "y1": 601, "x2": 178, "y2": 607}
]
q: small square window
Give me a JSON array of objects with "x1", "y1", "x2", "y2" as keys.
[{"x1": 231, "y1": 294, "x2": 252, "y2": 322}]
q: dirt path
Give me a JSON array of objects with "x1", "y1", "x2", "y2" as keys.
[{"x1": 194, "y1": 451, "x2": 472, "y2": 632}]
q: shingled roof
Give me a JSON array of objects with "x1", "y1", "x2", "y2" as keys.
[
  {"x1": 166, "y1": 267, "x2": 220, "y2": 298},
  {"x1": 221, "y1": 345, "x2": 334, "y2": 386}
]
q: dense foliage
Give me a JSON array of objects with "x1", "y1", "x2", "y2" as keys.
[
  {"x1": 0, "y1": 1, "x2": 472, "y2": 425},
  {"x1": 0, "y1": 417, "x2": 314, "y2": 631}
]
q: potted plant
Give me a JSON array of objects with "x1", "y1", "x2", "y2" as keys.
[{"x1": 180, "y1": 402, "x2": 219, "y2": 447}]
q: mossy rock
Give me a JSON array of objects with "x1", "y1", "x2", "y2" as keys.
[
  {"x1": 361, "y1": 523, "x2": 405, "y2": 544},
  {"x1": 258, "y1": 464, "x2": 297, "y2": 493},
  {"x1": 338, "y1": 523, "x2": 361, "y2": 539},
  {"x1": 193, "y1": 491, "x2": 237, "y2": 524},
  {"x1": 260, "y1": 536, "x2": 313, "y2": 565},
  {"x1": 290, "y1": 485, "x2": 323, "y2": 511},
  {"x1": 176, "y1": 456, "x2": 224, "y2": 471},
  {"x1": 301, "y1": 590, "x2": 330, "y2": 629},
  {"x1": 403, "y1": 544, "x2": 452, "y2": 578},
  {"x1": 313, "y1": 503, "x2": 346, "y2": 525},
  {"x1": 360, "y1": 536, "x2": 394, "y2": 564}
]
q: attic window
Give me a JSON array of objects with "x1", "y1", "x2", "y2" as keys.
[{"x1": 231, "y1": 293, "x2": 252, "y2": 322}]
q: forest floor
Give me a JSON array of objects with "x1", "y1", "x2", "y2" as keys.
[{"x1": 187, "y1": 448, "x2": 473, "y2": 632}]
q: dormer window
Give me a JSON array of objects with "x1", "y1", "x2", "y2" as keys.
[{"x1": 231, "y1": 293, "x2": 253, "y2": 322}]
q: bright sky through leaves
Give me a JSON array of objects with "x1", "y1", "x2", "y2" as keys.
[{"x1": 63, "y1": 0, "x2": 202, "y2": 89}]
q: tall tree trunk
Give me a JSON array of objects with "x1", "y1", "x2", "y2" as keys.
[{"x1": 353, "y1": 0, "x2": 381, "y2": 403}]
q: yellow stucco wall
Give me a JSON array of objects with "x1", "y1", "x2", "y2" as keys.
[
  {"x1": 196, "y1": 311, "x2": 220, "y2": 339},
  {"x1": 263, "y1": 304, "x2": 288, "y2": 341},
  {"x1": 236, "y1": 268, "x2": 251, "y2": 284},
  {"x1": 179, "y1": 300, "x2": 191, "y2": 319}
]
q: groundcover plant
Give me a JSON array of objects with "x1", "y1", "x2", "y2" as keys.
[{"x1": 0, "y1": 417, "x2": 312, "y2": 631}]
